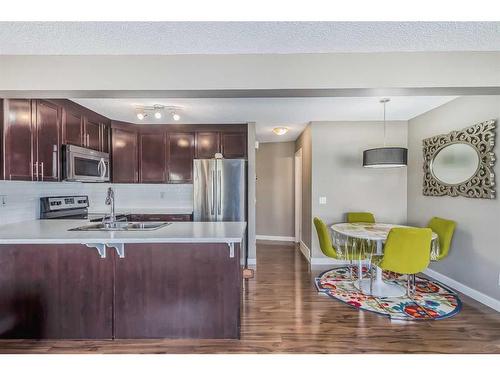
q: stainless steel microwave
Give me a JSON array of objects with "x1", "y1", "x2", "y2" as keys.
[{"x1": 62, "y1": 144, "x2": 110, "y2": 182}]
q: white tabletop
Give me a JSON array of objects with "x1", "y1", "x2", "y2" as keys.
[{"x1": 330, "y1": 222, "x2": 438, "y2": 242}]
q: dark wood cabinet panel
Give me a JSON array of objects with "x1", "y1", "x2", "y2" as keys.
[
  {"x1": 0, "y1": 244, "x2": 114, "y2": 339},
  {"x1": 114, "y1": 243, "x2": 240, "y2": 339},
  {"x1": 62, "y1": 109, "x2": 83, "y2": 147},
  {"x1": 0, "y1": 99, "x2": 3, "y2": 179},
  {"x1": 84, "y1": 119, "x2": 101, "y2": 151},
  {"x1": 112, "y1": 127, "x2": 138, "y2": 183},
  {"x1": 139, "y1": 132, "x2": 166, "y2": 183},
  {"x1": 167, "y1": 132, "x2": 194, "y2": 183},
  {"x1": 195, "y1": 131, "x2": 220, "y2": 158},
  {"x1": 221, "y1": 132, "x2": 247, "y2": 158},
  {"x1": 3, "y1": 99, "x2": 34, "y2": 181},
  {"x1": 101, "y1": 123, "x2": 110, "y2": 153},
  {"x1": 34, "y1": 100, "x2": 61, "y2": 181}
]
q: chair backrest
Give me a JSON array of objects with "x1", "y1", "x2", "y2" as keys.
[
  {"x1": 346, "y1": 212, "x2": 375, "y2": 223},
  {"x1": 380, "y1": 227, "x2": 432, "y2": 274},
  {"x1": 427, "y1": 217, "x2": 456, "y2": 261},
  {"x1": 313, "y1": 217, "x2": 338, "y2": 259}
]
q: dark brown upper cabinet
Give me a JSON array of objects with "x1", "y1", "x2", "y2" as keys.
[
  {"x1": 139, "y1": 131, "x2": 167, "y2": 183},
  {"x1": 195, "y1": 130, "x2": 247, "y2": 159},
  {"x1": 167, "y1": 132, "x2": 195, "y2": 183},
  {"x1": 3, "y1": 99, "x2": 34, "y2": 180},
  {"x1": 84, "y1": 119, "x2": 102, "y2": 151},
  {"x1": 195, "y1": 132, "x2": 220, "y2": 159},
  {"x1": 62, "y1": 108, "x2": 83, "y2": 147},
  {"x1": 34, "y1": 100, "x2": 61, "y2": 181},
  {"x1": 112, "y1": 125, "x2": 138, "y2": 183},
  {"x1": 221, "y1": 132, "x2": 247, "y2": 158},
  {"x1": 59, "y1": 100, "x2": 110, "y2": 153},
  {"x1": 101, "y1": 123, "x2": 110, "y2": 153},
  {"x1": 3, "y1": 99, "x2": 61, "y2": 181}
]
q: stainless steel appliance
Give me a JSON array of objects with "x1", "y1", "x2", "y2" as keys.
[
  {"x1": 40, "y1": 195, "x2": 89, "y2": 219},
  {"x1": 193, "y1": 159, "x2": 246, "y2": 222},
  {"x1": 62, "y1": 144, "x2": 110, "y2": 182}
]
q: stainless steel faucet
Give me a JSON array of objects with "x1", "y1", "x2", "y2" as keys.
[{"x1": 103, "y1": 187, "x2": 116, "y2": 226}]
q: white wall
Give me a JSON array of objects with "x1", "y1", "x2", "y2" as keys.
[
  {"x1": 256, "y1": 142, "x2": 295, "y2": 239},
  {"x1": 408, "y1": 96, "x2": 500, "y2": 302},
  {"x1": 246, "y1": 122, "x2": 257, "y2": 266},
  {"x1": 0, "y1": 181, "x2": 193, "y2": 225},
  {"x1": 1, "y1": 52, "x2": 499, "y2": 92},
  {"x1": 310, "y1": 121, "x2": 408, "y2": 261}
]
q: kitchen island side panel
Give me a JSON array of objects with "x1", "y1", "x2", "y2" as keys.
[
  {"x1": 114, "y1": 243, "x2": 241, "y2": 339},
  {"x1": 0, "y1": 244, "x2": 114, "y2": 339}
]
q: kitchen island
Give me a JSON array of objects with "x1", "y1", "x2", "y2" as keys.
[{"x1": 0, "y1": 220, "x2": 246, "y2": 340}]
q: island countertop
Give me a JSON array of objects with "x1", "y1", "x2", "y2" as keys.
[{"x1": 0, "y1": 220, "x2": 246, "y2": 245}]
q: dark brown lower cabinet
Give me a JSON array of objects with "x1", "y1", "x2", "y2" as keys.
[
  {"x1": 0, "y1": 244, "x2": 113, "y2": 339},
  {"x1": 114, "y1": 243, "x2": 240, "y2": 339},
  {"x1": 0, "y1": 243, "x2": 240, "y2": 340}
]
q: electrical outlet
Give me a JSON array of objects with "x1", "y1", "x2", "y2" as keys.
[{"x1": 319, "y1": 196, "x2": 327, "y2": 205}]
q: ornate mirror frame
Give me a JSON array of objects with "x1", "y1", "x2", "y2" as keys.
[{"x1": 423, "y1": 119, "x2": 497, "y2": 199}]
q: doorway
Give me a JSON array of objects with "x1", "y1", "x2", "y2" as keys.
[{"x1": 294, "y1": 148, "x2": 302, "y2": 244}]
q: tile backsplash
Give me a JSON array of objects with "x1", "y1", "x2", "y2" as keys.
[{"x1": 0, "y1": 181, "x2": 193, "y2": 225}]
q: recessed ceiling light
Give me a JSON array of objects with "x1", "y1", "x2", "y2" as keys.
[
  {"x1": 136, "y1": 112, "x2": 145, "y2": 120},
  {"x1": 272, "y1": 127, "x2": 289, "y2": 135},
  {"x1": 154, "y1": 110, "x2": 162, "y2": 119},
  {"x1": 172, "y1": 112, "x2": 181, "y2": 121}
]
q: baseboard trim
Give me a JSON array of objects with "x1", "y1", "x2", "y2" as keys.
[
  {"x1": 256, "y1": 235, "x2": 295, "y2": 242},
  {"x1": 299, "y1": 241, "x2": 311, "y2": 263},
  {"x1": 423, "y1": 268, "x2": 500, "y2": 312}
]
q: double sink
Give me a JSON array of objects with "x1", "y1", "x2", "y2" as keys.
[{"x1": 69, "y1": 221, "x2": 172, "y2": 231}]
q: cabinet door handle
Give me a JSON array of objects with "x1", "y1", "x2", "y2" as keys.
[
  {"x1": 86, "y1": 133, "x2": 90, "y2": 147},
  {"x1": 52, "y1": 145, "x2": 58, "y2": 179},
  {"x1": 40, "y1": 162, "x2": 44, "y2": 181},
  {"x1": 32, "y1": 162, "x2": 38, "y2": 181}
]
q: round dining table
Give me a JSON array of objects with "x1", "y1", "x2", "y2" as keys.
[{"x1": 330, "y1": 222, "x2": 439, "y2": 298}]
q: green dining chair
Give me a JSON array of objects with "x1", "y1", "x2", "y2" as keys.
[
  {"x1": 314, "y1": 217, "x2": 365, "y2": 280},
  {"x1": 370, "y1": 227, "x2": 432, "y2": 296},
  {"x1": 346, "y1": 212, "x2": 376, "y2": 224},
  {"x1": 427, "y1": 217, "x2": 456, "y2": 261},
  {"x1": 346, "y1": 212, "x2": 376, "y2": 254}
]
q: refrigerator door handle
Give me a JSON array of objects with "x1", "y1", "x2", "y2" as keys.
[
  {"x1": 218, "y1": 170, "x2": 222, "y2": 215},
  {"x1": 211, "y1": 170, "x2": 216, "y2": 216}
]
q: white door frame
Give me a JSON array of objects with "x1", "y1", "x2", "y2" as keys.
[{"x1": 294, "y1": 148, "x2": 303, "y2": 243}]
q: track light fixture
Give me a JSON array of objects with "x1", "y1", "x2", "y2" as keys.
[{"x1": 135, "y1": 105, "x2": 182, "y2": 122}]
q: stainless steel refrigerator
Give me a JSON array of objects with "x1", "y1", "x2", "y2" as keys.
[{"x1": 193, "y1": 159, "x2": 247, "y2": 222}]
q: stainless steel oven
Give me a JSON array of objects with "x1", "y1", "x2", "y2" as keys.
[{"x1": 62, "y1": 144, "x2": 110, "y2": 182}]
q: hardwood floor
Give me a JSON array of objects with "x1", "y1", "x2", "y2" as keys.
[{"x1": 1, "y1": 241, "x2": 499, "y2": 353}]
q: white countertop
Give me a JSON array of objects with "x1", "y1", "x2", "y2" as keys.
[{"x1": 0, "y1": 220, "x2": 246, "y2": 245}]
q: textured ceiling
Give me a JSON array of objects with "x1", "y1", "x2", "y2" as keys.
[
  {"x1": 73, "y1": 96, "x2": 457, "y2": 142},
  {"x1": 0, "y1": 22, "x2": 499, "y2": 54}
]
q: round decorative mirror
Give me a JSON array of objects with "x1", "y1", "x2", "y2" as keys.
[{"x1": 431, "y1": 143, "x2": 480, "y2": 185}]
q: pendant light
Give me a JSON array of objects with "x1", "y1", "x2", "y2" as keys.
[{"x1": 363, "y1": 98, "x2": 407, "y2": 168}]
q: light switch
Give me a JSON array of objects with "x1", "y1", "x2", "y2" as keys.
[{"x1": 319, "y1": 196, "x2": 327, "y2": 205}]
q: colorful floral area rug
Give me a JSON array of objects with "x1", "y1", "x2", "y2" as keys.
[{"x1": 315, "y1": 266, "x2": 461, "y2": 320}]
